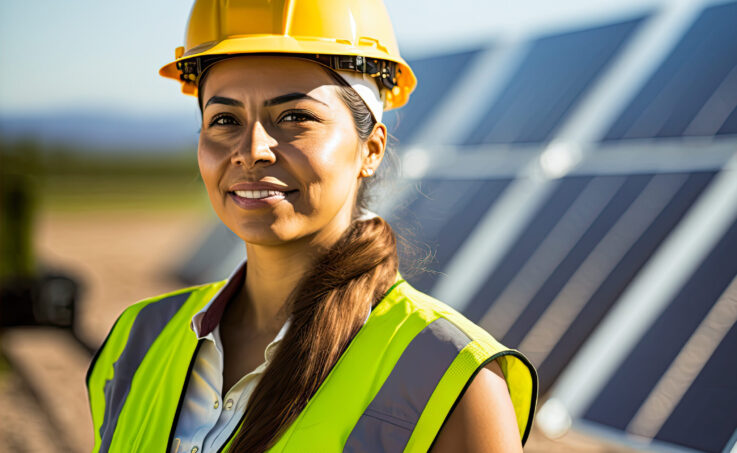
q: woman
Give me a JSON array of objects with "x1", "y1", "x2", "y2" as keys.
[{"x1": 86, "y1": 1, "x2": 538, "y2": 452}]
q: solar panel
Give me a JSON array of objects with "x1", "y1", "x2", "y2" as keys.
[
  {"x1": 503, "y1": 174, "x2": 651, "y2": 347},
  {"x1": 583, "y1": 215, "x2": 737, "y2": 452},
  {"x1": 381, "y1": 48, "x2": 482, "y2": 145},
  {"x1": 462, "y1": 172, "x2": 715, "y2": 393},
  {"x1": 533, "y1": 171, "x2": 715, "y2": 391},
  {"x1": 718, "y1": 101, "x2": 737, "y2": 135},
  {"x1": 462, "y1": 17, "x2": 645, "y2": 146},
  {"x1": 655, "y1": 323, "x2": 737, "y2": 452},
  {"x1": 464, "y1": 175, "x2": 595, "y2": 323},
  {"x1": 604, "y1": 1, "x2": 737, "y2": 140},
  {"x1": 387, "y1": 178, "x2": 510, "y2": 293}
]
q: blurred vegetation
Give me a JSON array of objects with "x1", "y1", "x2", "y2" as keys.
[
  {"x1": 0, "y1": 138, "x2": 210, "y2": 213},
  {"x1": 0, "y1": 169, "x2": 35, "y2": 279}
]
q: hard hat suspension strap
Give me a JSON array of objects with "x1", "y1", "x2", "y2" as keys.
[{"x1": 176, "y1": 52, "x2": 398, "y2": 91}]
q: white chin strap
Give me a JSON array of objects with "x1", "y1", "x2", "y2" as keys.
[{"x1": 335, "y1": 70, "x2": 385, "y2": 124}]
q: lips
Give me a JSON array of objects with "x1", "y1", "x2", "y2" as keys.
[
  {"x1": 232, "y1": 189, "x2": 296, "y2": 199},
  {"x1": 228, "y1": 181, "x2": 294, "y2": 192},
  {"x1": 227, "y1": 188, "x2": 298, "y2": 209},
  {"x1": 227, "y1": 181, "x2": 299, "y2": 209},
  {"x1": 226, "y1": 181, "x2": 298, "y2": 205}
]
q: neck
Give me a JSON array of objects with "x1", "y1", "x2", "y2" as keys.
[{"x1": 231, "y1": 208, "x2": 355, "y2": 334}]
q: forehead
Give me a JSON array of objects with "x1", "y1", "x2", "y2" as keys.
[{"x1": 200, "y1": 56, "x2": 338, "y2": 101}]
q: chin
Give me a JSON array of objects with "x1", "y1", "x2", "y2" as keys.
[{"x1": 230, "y1": 222, "x2": 302, "y2": 246}]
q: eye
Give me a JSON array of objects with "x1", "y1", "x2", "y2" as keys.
[
  {"x1": 208, "y1": 113, "x2": 240, "y2": 127},
  {"x1": 279, "y1": 110, "x2": 318, "y2": 123}
]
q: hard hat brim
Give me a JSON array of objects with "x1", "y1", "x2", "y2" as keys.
[{"x1": 159, "y1": 35, "x2": 416, "y2": 111}]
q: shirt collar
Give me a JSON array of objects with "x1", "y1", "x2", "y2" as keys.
[
  {"x1": 191, "y1": 257, "x2": 247, "y2": 338},
  {"x1": 191, "y1": 256, "x2": 375, "y2": 339}
]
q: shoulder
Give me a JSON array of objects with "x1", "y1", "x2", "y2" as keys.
[{"x1": 431, "y1": 360, "x2": 523, "y2": 452}]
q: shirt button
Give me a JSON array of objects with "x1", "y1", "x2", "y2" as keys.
[
  {"x1": 225, "y1": 399, "x2": 234, "y2": 410},
  {"x1": 191, "y1": 447, "x2": 199, "y2": 453},
  {"x1": 213, "y1": 400, "x2": 219, "y2": 409}
]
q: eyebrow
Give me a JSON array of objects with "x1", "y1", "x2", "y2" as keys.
[
  {"x1": 264, "y1": 92, "x2": 328, "y2": 107},
  {"x1": 205, "y1": 95, "x2": 243, "y2": 108},
  {"x1": 204, "y1": 92, "x2": 328, "y2": 109}
]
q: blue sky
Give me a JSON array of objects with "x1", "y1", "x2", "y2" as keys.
[{"x1": 0, "y1": 0, "x2": 664, "y2": 117}]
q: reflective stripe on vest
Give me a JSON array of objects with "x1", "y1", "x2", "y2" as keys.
[
  {"x1": 344, "y1": 317, "x2": 471, "y2": 452},
  {"x1": 87, "y1": 275, "x2": 537, "y2": 452},
  {"x1": 99, "y1": 291, "x2": 192, "y2": 452}
]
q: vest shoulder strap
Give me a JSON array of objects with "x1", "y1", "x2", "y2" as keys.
[{"x1": 398, "y1": 283, "x2": 538, "y2": 451}]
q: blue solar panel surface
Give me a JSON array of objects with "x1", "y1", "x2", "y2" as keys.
[
  {"x1": 719, "y1": 102, "x2": 737, "y2": 135},
  {"x1": 656, "y1": 322, "x2": 737, "y2": 452},
  {"x1": 462, "y1": 18, "x2": 645, "y2": 146},
  {"x1": 583, "y1": 216, "x2": 737, "y2": 452},
  {"x1": 604, "y1": 1, "x2": 737, "y2": 140},
  {"x1": 539, "y1": 172, "x2": 715, "y2": 391},
  {"x1": 464, "y1": 176, "x2": 592, "y2": 322},
  {"x1": 502, "y1": 174, "x2": 651, "y2": 347}
]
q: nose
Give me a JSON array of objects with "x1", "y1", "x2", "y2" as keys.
[{"x1": 231, "y1": 120, "x2": 278, "y2": 168}]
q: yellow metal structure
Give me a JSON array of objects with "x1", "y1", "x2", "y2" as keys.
[{"x1": 159, "y1": 0, "x2": 417, "y2": 110}]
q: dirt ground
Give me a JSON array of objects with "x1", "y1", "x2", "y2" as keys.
[{"x1": 0, "y1": 209, "x2": 636, "y2": 452}]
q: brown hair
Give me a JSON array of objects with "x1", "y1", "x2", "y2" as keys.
[{"x1": 197, "y1": 64, "x2": 402, "y2": 451}]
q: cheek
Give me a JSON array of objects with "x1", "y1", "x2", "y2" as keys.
[
  {"x1": 197, "y1": 137, "x2": 226, "y2": 193},
  {"x1": 297, "y1": 131, "x2": 359, "y2": 210}
]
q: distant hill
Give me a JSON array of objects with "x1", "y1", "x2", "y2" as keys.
[{"x1": 0, "y1": 111, "x2": 202, "y2": 152}]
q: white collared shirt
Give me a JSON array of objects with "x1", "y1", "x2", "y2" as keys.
[{"x1": 171, "y1": 259, "x2": 371, "y2": 453}]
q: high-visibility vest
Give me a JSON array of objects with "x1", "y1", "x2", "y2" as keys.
[{"x1": 86, "y1": 271, "x2": 538, "y2": 452}]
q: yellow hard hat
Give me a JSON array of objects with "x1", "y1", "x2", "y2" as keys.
[{"x1": 159, "y1": 0, "x2": 417, "y2": 111}]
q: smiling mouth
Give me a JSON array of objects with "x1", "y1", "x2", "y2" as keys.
[{"x1": 229, "y1": 189, "x2": 298, "y2": 200}]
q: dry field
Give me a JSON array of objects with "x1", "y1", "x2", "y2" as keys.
[{"x1": 0, "y1": 209, "x2": 635, "y2": 452}]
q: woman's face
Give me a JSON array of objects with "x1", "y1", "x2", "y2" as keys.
[{"x1": 198, "y1": 56, "x2": 376, "y2": 247}]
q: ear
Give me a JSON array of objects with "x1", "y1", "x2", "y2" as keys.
[{"x1": 361, "y1": 122, "x2": 387, "y2": 175}]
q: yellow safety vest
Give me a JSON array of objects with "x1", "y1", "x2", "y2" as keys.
[{"x1": 86, "y1": 271, "x2": 538, "y2": 452}]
